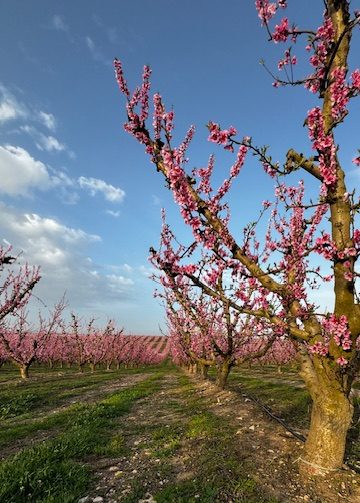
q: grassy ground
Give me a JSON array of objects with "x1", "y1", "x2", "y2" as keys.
[
  {"x1": 0, "y1": 363, "x2": 359, "y2": 502},
  {"x1": 0, "y1": 366, "x2": 163, "y2": 502}
]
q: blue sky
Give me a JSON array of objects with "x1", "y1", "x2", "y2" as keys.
[{"x1": 0, "y1": 1, "x2": 359, "y2": 332}]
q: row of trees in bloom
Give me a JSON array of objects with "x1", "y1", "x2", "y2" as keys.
[
  {"x1": 0, "y1": 245, "x2": 169, "y2": 378},
  {"x1": 114, "y1": 0, "x2": 360, "y2": 476}
]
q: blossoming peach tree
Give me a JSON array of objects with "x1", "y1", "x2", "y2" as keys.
[
  {"x1": 114, "y1": 1, "x2": 360, "y2": 474},
  {"x1": 150, "y1": 213, "x2": 284, "y2": 388}
]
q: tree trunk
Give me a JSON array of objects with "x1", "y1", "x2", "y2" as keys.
[
  {"x1": 197, "y1": 362, "x2": 209, "y2": 379},
  {"x1": 19, "y1": 364, "x2": 30, "y2": 379},
  {"x1": 106, "y1": 362, "x2": 112, "y2": 371},
  {"x1": 299, "y1": 353, "x2": 354, "y2": 474},
  {"x1": 215, "y1": 359, "x2": 232, "y2": 389},
  {"x1": 89, "y1": 363, "x2": 96, "y2": 373}
]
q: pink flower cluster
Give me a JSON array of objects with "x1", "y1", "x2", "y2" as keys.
[
  {"x1": 255, "y1": 0, "x2": 286, "y2": 25},
  {"x1": 330, "y1": 67, "x2": 349, "y2": 121},
  {"x1": 207, "y1": 121, "x2": 237, "y2": 151},
  {"x1": 336, "y1": 356, "x2": 348, "y2": 366},
  {"x1": 230, "y1": 145, "x2": 248, "y2": 177},
  {"x1": 314, "y1": 233, "x2": 337, "y2": 260},
  {"x1": 273, "y1": 17, "x2": 290, "y2": 43},
  {"x1": 322, "y1": 314, "x2": 352, "y2": 351},
  {"x1": 306, "y1": 17, "x2": 335, "y2": 94},
  {"x1": 309, "y1": 341, "x2": 329, "y2": 356},
  {"x1": 278, "y1": 48, "x2": 297, "y2": 70},
  {"x1": 153, "y1": 93, "x2": 174, "y2": 140},
  {"x1": 307, "y1": 107, "x2": 337, "y2": 188},
  {"x1": 351, "y1": 69, "x2": 360, "y2": 90},
  {"x1": 114, "y1": 58, "x2": 130, "y2": 97}
]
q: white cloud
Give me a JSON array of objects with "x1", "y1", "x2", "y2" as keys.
[
  {"x1": 0, "y1": 144, "x2": 79, "y2": 203},
  {"x1": 107, "y1": 274, "x2": 134, "y2": 288},
  {"x1": 0, "y1": 202, "x2": 134, "y2": 312},
  {"x1": 9, "y1": 212, "x2": 101, "y2": 247},
  {"x1": 20, "y1": 125, "x2": 67, "y2": 154},
  {"x1": 0, "y1": 145, "x2": 124, "y2": 206},
  {"x1": 52, "y1": 14, "x2": 68, "y2": 32},
  {"x1": 38, "y1": 111, "x2": 56, "y2": 131},
  {"x1": 0, "y1": 85, "x2": 65, "y2": 153},
  {"x1": 122, "y1": 263, "x2": 133, "y2": 273},
  {"x1": 139, "y1": 265, "x2": 155, "y2": 277},
  {"x1": 36, "y1": 134, "x2": 65, "y2": 153},
  {"x1": 0, "y1": 84, "x2": 27, "y2": 124},
  {"x1": 106, "y1": 209, "x2": 121, "y2": 218},
  {"x1": 78, "y1": 176, "x2": 125, "y2": 203},
  {"x1": 0, "y1": 145, "x2": 51, "y2": 196}
]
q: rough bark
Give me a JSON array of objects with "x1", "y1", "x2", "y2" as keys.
[
  {"x1": 197, "y1": 362, "x2": 209, "y2": 379},
  {"x1": 299, "y1": 352, "x2": 354, "y2": 474},
  {"x1": 215, "y1": 359, "x2": 232, "y2": 389},
  {"x1": 19, "y1": 364, "x2": 30, "y2": 379}
]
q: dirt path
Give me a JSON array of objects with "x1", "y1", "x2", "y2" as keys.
[{"x1": 80, "y1": 371, "x2": 360, "y2": 503}]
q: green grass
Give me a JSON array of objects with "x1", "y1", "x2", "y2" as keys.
[
  {"x1": 1, "y1": 363, "x2": 357, "y2": 501},
  {"x1": 228, "y1": 372, "x2": 311, "y2": 427},
  {"x1": 0, "y1": 366, "x2": 159, "y2": 449},
  {"x1": 0, "y1": 365, "x2": 150, "y2": 420},
  {"x1": 0, "y1": 372, "x2": 163, "y2": 502}
]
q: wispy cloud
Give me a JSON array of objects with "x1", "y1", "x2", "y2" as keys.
[
  {"x1": 85, "y1": 36, "x2": 111, "y2": 66},
  {"x1": 0, "y1": 84, "x2": 70, "y2": 155},
  {"x1": 36, "y1": 134, "x2": 66, "y2": 153},
  {"x1": 52, "y1": 14, "x2": 69, "y2": 32},
  {"x1": 152, "y1": 194, "x2": 161, "y2": 205},
  {"x1": 78, "y1": 176, "x2": 125, "y2": 203},
  {"x1": 20, "y1": 125, "x2": 69, "y2": 155},
  {"x1": 38, "y1": 111, "x2": 56, "y2": 131},
  {"x1": 106, "y1": 209, "x2": 121, "y2": 218},
  {"x1": 92, "y1": 15, "x2": 119, "y2": 44}
]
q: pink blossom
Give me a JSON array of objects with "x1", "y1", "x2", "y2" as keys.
[
  {"x1": 273, "y1": 18, "x2": 290, "y2": 42},
  {"x1": 309, "y1": 341, "x2": 329, "y2": 356},
  {"x1": 336, "y1": 357, "x2": 348, "y2": 366},
  {"x1": 350, "y1": 69, "x2": 360, "y2": 90},
  {"x1": 330, "y1": 67, "x2": 349, "y2": 121},
  {"x1": 207, "y1": 122, "x2": 237, "y2": 150},
  {"x1": 307, "y1": 107, "x2": 337, "y2": 188},
  {"x1": 255, "y1": 0, "x2": 277, "y2": 24}
]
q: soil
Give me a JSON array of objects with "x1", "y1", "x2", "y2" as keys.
[{"x1": 81, "y1": 371, "x2": 360, "y2": 503}]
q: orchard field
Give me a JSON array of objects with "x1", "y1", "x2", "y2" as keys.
[
  {"x1": 0, "y1": 358, "x2": 359, "y2": 503},
  {"x1": 2, "y1": 1, "x2": 360, "y2": 502}
]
